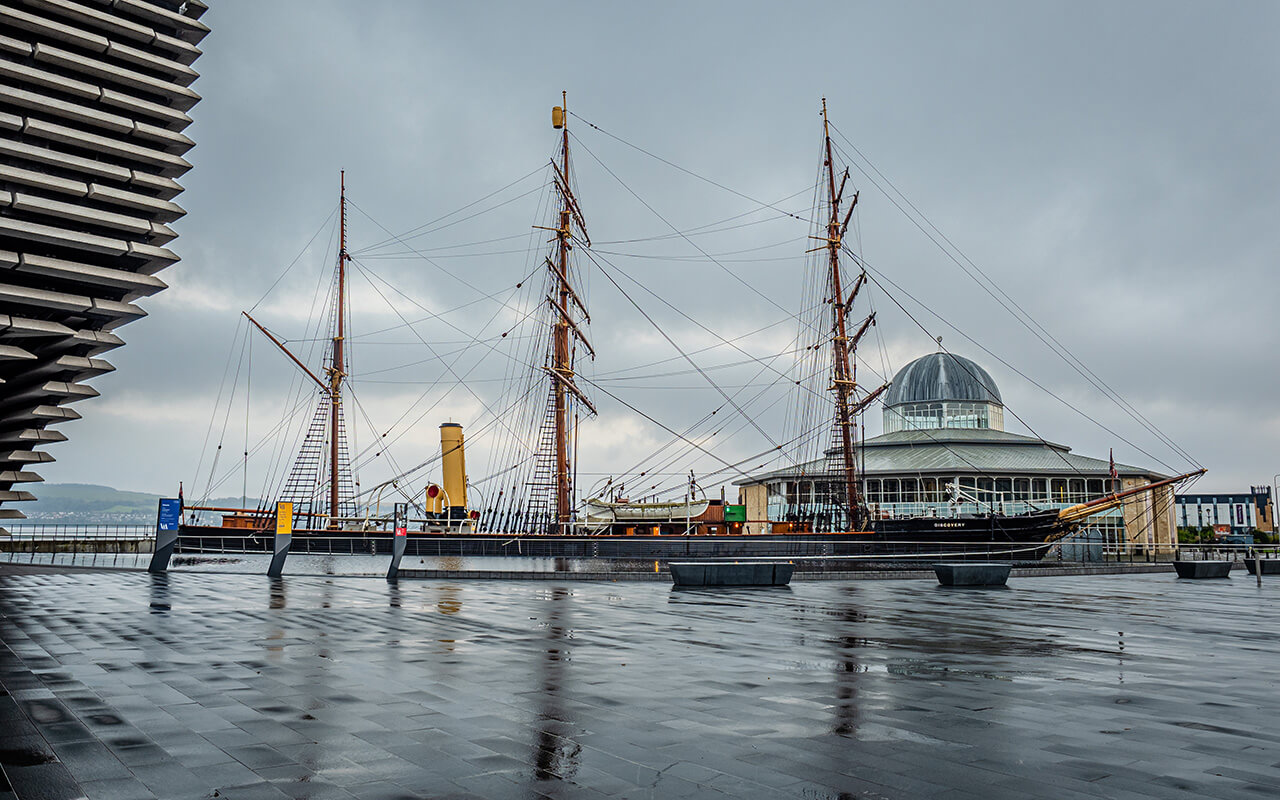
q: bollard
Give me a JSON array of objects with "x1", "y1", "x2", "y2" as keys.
[
  {"x1": 267, "y1": 502, "x2": 293, "y2": 578},
  {"x1": 147, "y1": 498, "x2": 182, "y2": 572},
  {"x1": 387, "y1": 502, "x2": 408, "y2": 581}
]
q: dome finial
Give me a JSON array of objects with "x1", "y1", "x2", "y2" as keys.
[{"x1": 935, "y1": 335, "x2": 943, "y2": 351}]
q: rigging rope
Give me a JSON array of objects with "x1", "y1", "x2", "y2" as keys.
[
  {"x1": 826, "y1": 126, "x2": 1200, "y2": 471},
  {"x1": 855, "y1": 252, "x2": 1184, "y2": 476},
  {"x1": 569, "y1": 111, "x2": 809, "y2": 223},
  {"x1": 352, "y1": 165, "x2": 548, "y2": 254},
  {"x1": 570, "y1": 132, "x2": 805, "y2": 321},
  {"x1": 249, "y1": 206, "x2": 338, "y2": 313}
]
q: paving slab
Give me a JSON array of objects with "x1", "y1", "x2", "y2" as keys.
[{"x1": 1, "y1": 569, "x2": 1277, "y2": 799}]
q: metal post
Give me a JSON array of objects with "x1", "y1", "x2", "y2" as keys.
[
  {"x1": 267, "y1": 502, "x2": 293, "y2": 577},
  {"x1": 387, "y1": 502, "x2": 408, "y2": 581},
  {"x1": 147, "y1": 498, "x2": 182, "y2": 572}
]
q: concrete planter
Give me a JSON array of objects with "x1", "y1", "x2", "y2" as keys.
[
  {"x1": 932, "y1": 562, "x2": 1011, "y2": 587},
  {"x1": 669, "y1": 561, "x2": 794, "y2": 587},
  {"x1": 1173, "y1": 560, "x2": 1232, "y2": 579},
  {"x1": 1244, "y1": 559, "x2": 1280, "y2": 576}
]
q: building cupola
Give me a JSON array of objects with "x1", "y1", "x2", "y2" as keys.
[{"x1": 882, "y1": 353, "x2": 1005, "y2": 432}]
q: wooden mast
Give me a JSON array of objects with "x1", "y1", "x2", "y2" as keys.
[
  {"x1": 546, "y1": 92, "x2": 595, "y2": 533},
  {"x1": 240, "y1": 173, "x2": 353, "y2": 528},
  {"x1": 328, "y1": 171, "x2": 349, "y2": 528},
  {"x1": 553, "y1": 92, "x2": 575, "y2": 532},
  {"x1": 821, "y1": 99, "x2": 868, "y2": 531}
]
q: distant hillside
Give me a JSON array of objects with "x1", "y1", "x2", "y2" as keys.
[
  {"x1": 24, "y1": 483, "x2": 161, "y2": 514},
  {"x1": 17, "y1": 484, "x2": 262, "y2": 523}
]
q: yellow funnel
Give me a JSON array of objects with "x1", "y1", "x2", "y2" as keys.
[{"x1": 440, "y1": 423, "x2": 467, "y2": 513}]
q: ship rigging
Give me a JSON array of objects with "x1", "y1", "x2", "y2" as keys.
[{"x1": 182, "y1": 97, "x2": 1204, "y2": 557}]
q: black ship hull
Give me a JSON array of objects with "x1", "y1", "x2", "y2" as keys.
[{"x1": 176, "y1": 510, "x2": 1065, "y2": 562}]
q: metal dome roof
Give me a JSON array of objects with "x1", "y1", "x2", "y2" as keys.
[{"x1": 883, "y1": 353, "x2": 1003, "y2": 407}]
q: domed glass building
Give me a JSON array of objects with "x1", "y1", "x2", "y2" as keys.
[
  {"x1": 735, "y1": 352, "x2": 1177, "y2": 555},
  {"x1": 881, "y1": 352, "x2": 1005, "y2": 433}
]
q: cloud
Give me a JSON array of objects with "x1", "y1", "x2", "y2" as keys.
[{"x1": 39, "y1": 1, "x2": 1280, "y2": 502}]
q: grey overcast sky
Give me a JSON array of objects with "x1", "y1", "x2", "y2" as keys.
[{"x1": 48, "y1": 1, "x2": 1280, "y2": 500}]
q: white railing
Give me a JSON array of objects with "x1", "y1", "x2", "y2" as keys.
[
  {"x1": 767, "y1": 500, "x2": 1126, "y2": 520},
  {"x1": 4, "y1": 523, "x2": 153, "y2": 540}
]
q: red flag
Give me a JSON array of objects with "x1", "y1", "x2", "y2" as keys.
[{"x1": 1109, "y1": 449, "x2": 1118, "y2": 481}]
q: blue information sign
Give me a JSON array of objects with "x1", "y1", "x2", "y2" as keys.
[
  {"x1": 149, "y1": 498, "x2": 182, "y2": 573},
  {"x1": 157, "y1": 498, "x2": 181, "y2": 531}
]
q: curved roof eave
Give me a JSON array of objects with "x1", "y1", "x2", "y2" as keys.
[{"x1": 733, "y1": 447, "x2": 1170, "y2": 485}]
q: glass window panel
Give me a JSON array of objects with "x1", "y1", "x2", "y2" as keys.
[
  {"x1": 924, "y1": 478, "x2": 939, "y2": 502},
  {"x1": 902, "y1": 479, "x2": 918, "y2": 502}
]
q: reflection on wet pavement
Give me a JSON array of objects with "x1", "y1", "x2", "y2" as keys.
[
  {"x1": 0, "y1": 571, "x2": 1277, "y2": 798},
  {"x1": 6, "y1": 552, "x2": 664, "y2": 576}
]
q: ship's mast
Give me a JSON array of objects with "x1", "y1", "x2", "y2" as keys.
[
  {"x1": 553, "y1": 98, "x2": 572, "y2": 528},
  {"x1": 242, "y1": 173, "x2": 355, "y2": 528},
  {"x1": 328, "y1": 171, "x2": 349, "y2": 527},
  {"x1": 545, "y1": 93, "x2": 595, "y2": 532},
  {"x1": 821, "y1": 99, "x2": 867, "y2": 531}
]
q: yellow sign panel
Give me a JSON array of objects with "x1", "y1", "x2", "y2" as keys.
[{"x1": 276, "y1": 502, "x2": 293, "y2": 536}]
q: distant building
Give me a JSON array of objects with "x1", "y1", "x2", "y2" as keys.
[
  {"x1": 0, "y1": 0, "x2": 208, "y2": 527},
  {"x1": 1175, "y1": 487, "x2": 1274, "y2": 535},
  {"x1": 737, "y1": 352, "x2": 1177, "y2": 552}
]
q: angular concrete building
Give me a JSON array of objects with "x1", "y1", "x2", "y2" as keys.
[{"x1": 0, "y1": 0, "x2": 208, "y2": 526}]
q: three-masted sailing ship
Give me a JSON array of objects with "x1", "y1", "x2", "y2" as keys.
[{"x1": 179, "y1": 98, "x2": 1202, "y2": 560}]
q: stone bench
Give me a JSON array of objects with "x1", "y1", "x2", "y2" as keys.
[
  {"x1": 932, "y1": 562, "x2": 1012, "y2": 587},
  {"x1": 669, "y1": 561, "x2": 794, "y2": 587},
  {"x1": 1244, "y1": 558, "x2": 1280, "y2": 576},
  {"x1": 1173, "y1": 560, "x2": 1232, "y2": 579}
]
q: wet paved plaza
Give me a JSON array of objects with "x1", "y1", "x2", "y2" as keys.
[{"x1": 1, "y1": 568, "x2": 1277, "y2": 799}]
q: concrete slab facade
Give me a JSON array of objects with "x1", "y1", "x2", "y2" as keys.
[{"x1": 0, "y1": 0, "x2": 208, "y2": 525}]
